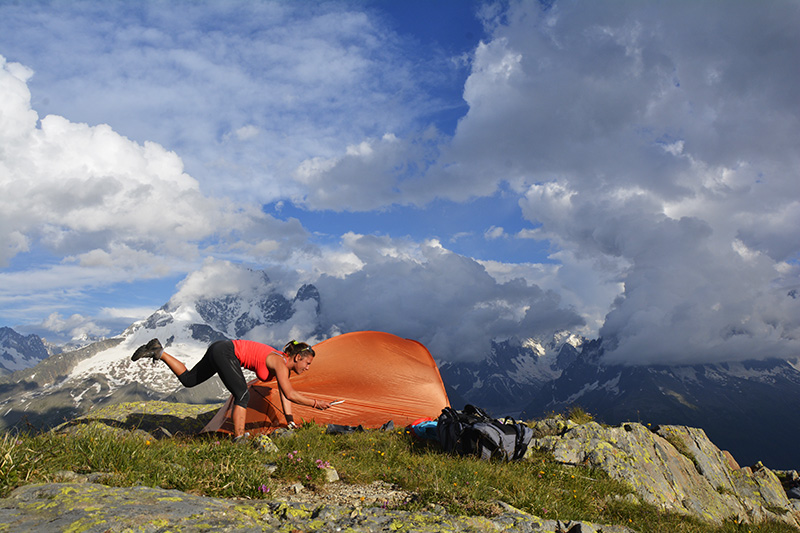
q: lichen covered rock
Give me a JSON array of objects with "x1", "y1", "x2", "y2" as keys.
[
  {"x1": 0, "y1": 482, "x2": 636, "y2": 533},
  {"x1": 531, "y1": 420, "x2": 800, "y2": 529}
]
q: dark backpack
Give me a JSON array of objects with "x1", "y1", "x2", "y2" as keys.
[
  {"x1": 436, "y1": 404, "x2": 533, "y2": 461},
  {"x1": 436, "y1": 404, "x2": 491, "y2": 455}
]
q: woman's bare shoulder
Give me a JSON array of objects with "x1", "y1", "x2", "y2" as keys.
[{"x1": 265, "y1": 351, "x2": 287, "y2": 366}]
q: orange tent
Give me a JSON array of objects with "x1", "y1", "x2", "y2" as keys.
[{"x1": 202, "y1": 331, "x2": 450, "y2": 435}]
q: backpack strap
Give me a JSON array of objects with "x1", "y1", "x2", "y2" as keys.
[
  {"x1": 464, "y1": 404, "x2": 492, "y2": 421},
  {"x1": 512, "y1": 424, "x2": 525, "y2": 460}
]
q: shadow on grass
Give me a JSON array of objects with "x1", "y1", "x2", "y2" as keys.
[{"x1": 54, "y1": 409, "x2": 220, "y2": 438}]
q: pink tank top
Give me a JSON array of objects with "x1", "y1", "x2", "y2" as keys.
[{"x1": 232, "y1": 340, "x2": 287, "y2": 381}]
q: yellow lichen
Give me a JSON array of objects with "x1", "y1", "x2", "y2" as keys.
[{"x1": 156, "y1": 496, "x2": 184, "y2": 502}]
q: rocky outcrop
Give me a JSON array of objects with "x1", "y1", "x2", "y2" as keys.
[
  {"x1": 0, "y1": 482, "x2": 636, "y2": 533},
  {"x1": 529, "y1": 418, "x2": 800, "y2": 529}
]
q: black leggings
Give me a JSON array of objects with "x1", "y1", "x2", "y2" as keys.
[{"x1": 178, "y1": 340, "x2": 250, "y2": 408}]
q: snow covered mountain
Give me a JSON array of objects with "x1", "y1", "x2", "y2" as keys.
[
  {"x1": 0, "y1": 268, "x2": 326, "y2": 431},
  {"x1": 0, "y1": 327, "x2": 49, "y2": 374},
  {"x1": 438, "y1": 332, "x2": 583, "y2": 416},
  {"x1": 520, "y1": 339, "x2": 800, "y2": 470},
  {"x1": 3, "y1": 263, "x2": 799, "y2": 471}
]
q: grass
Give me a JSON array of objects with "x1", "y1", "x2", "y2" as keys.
[
  {"x1": 0, "y1": 422, "x2": 796, "y2": 533},
  {"x1": 566, "y1": 405, "x2": 595, "y2": 425}
]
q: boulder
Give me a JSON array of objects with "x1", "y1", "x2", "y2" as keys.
[{"x1": 530, "y1": 420, "x2": 800, "y2": 529}]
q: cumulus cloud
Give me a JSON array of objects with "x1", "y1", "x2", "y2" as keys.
[
  {"x1": 271, "y1": 1, "x2": 800, "y2": 363},
  {"x1": 170, "y1": 259, "x2": 282, "y2": 306},
  {"x1": 293, "y1": 130, "x2": 446, "y2": 211},
  {"x1": 41, "y1": 306, "x2": 158, "y2": 341},
  {"x1": 0, "y1": 56, "x2": 308, "y2": 324},
  {"x1": 2, "y1": 1, "x2": 798, "y2": 368},
  {"x1": 454, "y1": 1, "x2": 800, "y2": 364},
  {"x1": 313, "y1": 234, "x2": 586, "y2": 361},
  {"x1": 41, "y1": 312, "x2": 110, "y2": 340},
  {"x1": 157, "y1": 243, "x2": 588, "y2": 362},
  {"x1": 521, "y1": 180, "x2": 800, "y2": 364},
  {"x1": 0, "y1": 1, "x2": 449, "y2": 206},
  {"x1": 166, "y1": 248, "x2": 582, "y2": 363}
]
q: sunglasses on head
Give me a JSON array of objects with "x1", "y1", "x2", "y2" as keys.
[{"x1": 291, "y1": 340, "x2": 315, "y2": 356}]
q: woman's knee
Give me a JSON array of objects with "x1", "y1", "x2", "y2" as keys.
[
  {"x1": 178, "y1": 370, "x2": 196, "y2": 388},
  {"x1": 233, "y1": 389, "x2": 250, "y2": 408}
]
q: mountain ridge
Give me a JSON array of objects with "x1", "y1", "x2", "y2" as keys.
[
  {"x1": 0, "y1": 269, "x2": 320, "y2": 431},
  {"x1": 2, "y1": 267, "x2": 799, "y2": 469},
  {"x1": 0, "y1": 326, "x2": 49, "y2": 375},
  {"x1": 522, "y1": 339, "x2": 800, "y2": 469}
]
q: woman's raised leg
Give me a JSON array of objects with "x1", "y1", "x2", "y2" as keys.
[{"x1": 159, "y1": 351, "x2": 188, "y2": 378}]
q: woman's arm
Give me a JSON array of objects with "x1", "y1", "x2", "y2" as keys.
[
  {"x1": 269, "y1": 354, "x2": 332, "y2": 410},
  {"x1": 279, "y1": 389, "x2": 294, "y2": 425}
]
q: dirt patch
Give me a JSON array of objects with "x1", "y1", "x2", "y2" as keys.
[{"x1": 275, "y1": 480, "x2": 415, "y2": 509}]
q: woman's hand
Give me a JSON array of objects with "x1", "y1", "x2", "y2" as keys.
[{"x1": 312, "y1": 399, "x2": 332, "y2": 410}]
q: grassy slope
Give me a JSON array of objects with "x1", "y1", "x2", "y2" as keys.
[{"x1": 0, "y1": 402, "x2": 795, "y2": 533}]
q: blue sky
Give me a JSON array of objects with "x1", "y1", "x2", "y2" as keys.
[{"x1": 0, "y1": 0, "x2": 798, "y2": 363}]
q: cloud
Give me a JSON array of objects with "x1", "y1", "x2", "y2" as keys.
[
  {"x1": 430, "y1": 1, "x2": 799, "y2": 194},
  {"x1": 40, "y1": 312, "x2": 110, "y2": 340},
  {"x1": 293, "y1": 130, "x2": 448, "y2": 211},
  {"x1": 152, "y1": 245, "x2": 587, "y2": 362},
  {"x1": 170, "y1": 258, "x2": 281, "y2": 306},
  {"x1": 231, "y1": 125, "x2": 260, "y2": 142},
  {"x1": 484, "y1": 226, "x2": 506, "y2": 240},
  {"x1": 165, "y1": 248, "x2": 577, "y2": 364},
  {"x1": 521, "y1": 177, "x2": 800, "y2": 364},
  {"x1": 0, "y1": 60, "x2": 197, "y2": 268},
  {"x1": 0, "y1": 56, "x2": 309, "y2": 321},
  {"x1": 3, "y1": 1, "x2": 798, "y2": 368},
  {"x1": 392, "y1": 0, "x2": 800, "y2": 365},
  {"x1": 34, "y1": 304, "x2": 201, "y2": 343},
  {"x1": 293, "y1": 134, "x2": 409, "y2": 210},
  {"x1": 0, "y1": 1, "x2": 452, "y2": 207},
  {"x1": 313, "y1": 234, "x2": 586, "y2": 361}
]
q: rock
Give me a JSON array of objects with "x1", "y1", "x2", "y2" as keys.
[
  {"x1": 530, "y1": 420, "x2": 800, "y2": 529},
  {"x1": 656, "y1": 425, "x2": 794, "y2": 526},
  {"x1": 722, "y1": 449, "x2": 740, "y2": 470},
  {"x1": 252, "y1": 434, "x2": 279, "y2": 453},
  {"x1": 51, "y1": 470, "x2": 114, "y2": 485},
  {"x1": 528, "y1": 415, "x2": 578, "y2": 439},
  {"x1": 605, "y1": 493, "x2": 641, "y2": 506},
  {"x1": 323, "y1": 466, "x2": 340, "y2": 483},
  {"x1": 0, "y1": 482, "x2": 637, "y2": 533},
  {"x1": 51, "y1": 470, "x2": 87, "y2": 483}
]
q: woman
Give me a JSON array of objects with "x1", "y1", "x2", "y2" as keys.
[{"x1": 131, "y1": 338, "x2": 334, "y2": 438}]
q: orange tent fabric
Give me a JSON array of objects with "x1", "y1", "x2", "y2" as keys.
[{"x1": 202, "y1": 331, "x2": 450, "y2": 435}]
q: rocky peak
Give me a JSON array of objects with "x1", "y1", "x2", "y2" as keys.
[
  {"x1": 439, "y1": 332, "x2": 586, "y2": 417},
  {"x1": 294, "y1": 283, "x2": 321, "y2": 312},
  {"x1": 0, "y1": 327, "x2": 49, "y2": 373}
]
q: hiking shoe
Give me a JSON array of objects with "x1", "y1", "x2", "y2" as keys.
[
  {"x1": 131, "y1": 338, "x2": 163, "y2": 361},
  {"x1": 233, "y1": 432, "x2": 251, "y2": 444}
]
